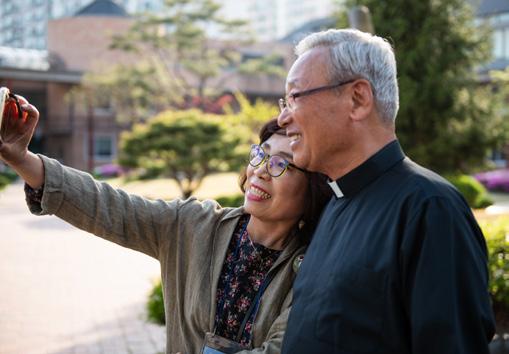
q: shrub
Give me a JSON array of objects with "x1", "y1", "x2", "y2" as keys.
[
  {"x1": 478, "y1": 217, "x2": 509, "y2": 310},
  {"x1": 119, "y1": 109, "x2": 243, "y2": 198},
  {"x1": 215, "y1": 194, "x2": 244, "y2": 208},
  {"x1": 447, "y1": 175, "x2": 493, "y2": 209},
  {"x1": 146, "y1": 280, "x2": 165, "y2": 325},
  {"x1": 0, "y1": 174, "x2": 10, "y2": 191}
]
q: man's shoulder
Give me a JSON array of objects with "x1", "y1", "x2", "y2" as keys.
[{"x1": 392, "y1": 157, "x2": 462, "y2": 201}]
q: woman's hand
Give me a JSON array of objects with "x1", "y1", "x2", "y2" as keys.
[
  {"x1": 0, "y1": 96, "x2": 44, "y2": 188},
  {"x1": 0, "y1": 96, "x2": 39, "y2": 168}
]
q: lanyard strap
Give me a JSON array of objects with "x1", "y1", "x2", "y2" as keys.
[{"x1": 235, "y1": 269, "x2": 277, "y2": 342}]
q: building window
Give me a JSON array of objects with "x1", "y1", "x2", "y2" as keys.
[
  {"x1": 492, "y1": 28, "x2": 509, "y2": 59},
  {"x1": 94, "y1": 135, "x2": 116, "y2": 160}
]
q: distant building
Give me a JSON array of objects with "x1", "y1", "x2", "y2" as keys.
[
  {"x1": 218, "y1": 0, "x2": 339, "y2": 41},
  {"x1": 0, "y1": 0, "x2": 134, "y2": 171},
  {"x1": 0, "y1": 0, "x2": 341, "y2": 50},
  {"x1": 477, "y1": 0, "x2": 509, "y2": 72},
  {"x1": 0, "y1": 0, "x2": 294, "y2": 171},
  {"x1": 0, "y1": 0, "x2": 156, "y2": 50}
]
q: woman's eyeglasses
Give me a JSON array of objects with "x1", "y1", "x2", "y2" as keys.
[{"x1": 249, "y1": 144, "x2": 306, "y2": 177}]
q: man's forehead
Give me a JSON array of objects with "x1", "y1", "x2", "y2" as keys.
[{"x1": 286, "y1": 47, "x2": 328, "y2": 88}]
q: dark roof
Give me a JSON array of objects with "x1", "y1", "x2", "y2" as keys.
[
  {"x1": 477, "y1": 0, "x2": 509, "y2": 17},
  {"x1": 74, "y1": 0, "x2": 128, "y2": 17},
  {"x1": 280, "y1": 17, "x2": 336, "y2": 44},
  {"x1": 478, "y1": 57, "x2": 509, "y2": 72}
]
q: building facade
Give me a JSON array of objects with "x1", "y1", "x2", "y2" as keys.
[
  {"x1": 0, "y1": 0, "x2": 294, "y2": 171},
  {"x1": 0, "y1": 2, "x2": 134, "y2": 171},
  {"x1": 0, "y1": 0, "x2": 340, "y2": 50},
  {"x1": 477, "y1": 0, "x2": 509, "y2": 72},
  {"x1": 0, "y1": 0, "x2": 161, "y2": 50}
]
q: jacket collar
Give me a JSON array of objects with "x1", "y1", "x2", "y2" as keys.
[
  {"x1": 208, "y1": 208, "x2": 306, "y2": 330},
  {"x1": 328, "y1": 140, "x2": 405, "y2": 199}
]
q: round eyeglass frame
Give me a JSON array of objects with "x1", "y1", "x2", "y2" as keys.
[{"x1": 249, "y1": 144, "x2": 306, "y2": 177}]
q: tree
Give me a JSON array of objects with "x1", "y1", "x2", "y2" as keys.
[
  {"x1": 119, "y1": 109, "x2": 243, "y2": 198},
  {"x1": 340, "y1": 0, "x2": 509, "y2": 173},
  {"x1": 224, "y1": 92, "x2": 280, "y2": 143},
  {"x1": 84, "y1": 0, "x2": 282, "y2": 120},
  {"x1": 79, "y1": 62, "x2": 164, "y2": 125}
]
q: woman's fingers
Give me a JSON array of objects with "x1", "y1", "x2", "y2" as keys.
[
  {"x1": 20, "y1": 102, "x2": 39, "y2": 121},
  {"x1": 19, "y1": 103, "x2": 39, "y2": 128}
]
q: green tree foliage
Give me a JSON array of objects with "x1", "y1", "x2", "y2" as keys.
[
  {"x1": 341, "y1": 0, "x2": 509, "y2": 173},
  {"x1": 93, "y1": 0, "x2": 281, "y2": 117},
  {"x1": 477, "y1": 217, "x2": 509, "y2": 310},
  {"x1": 79, "y1": 63, "x2": 165, "y2": 124},
  {"x1": 79, "y1": 0, "x2": 286, "y2": 122},
  {"x1": 224, "y1": 92, "x2": 280, "y2": 142},
  {"x1": 119, "y1": 109, "x2": 242, "y2": 198},
  {"x1": 147, "y1": 280, "x2": 165, "y2": 325}
]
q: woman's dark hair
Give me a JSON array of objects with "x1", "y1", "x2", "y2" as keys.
[{"x1": 239, "y1": 118, "x2": 332, "y2": 243}]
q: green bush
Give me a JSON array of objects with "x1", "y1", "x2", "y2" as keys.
[
  {"x1": 478, "y1": 217, "x2": 509, "y2": 310},
  {"x1": 146, "y1": 280, "x2": 165, "y2": 325},
  {"x1": 447, "y1": 175, "x2": 493, "y2": 209},
  {"x1": 215, "y1": 194, "x2": 244, "y2": 208},
  {"x1": 2, "y1": 168, "x2": 17, "y2": 182},
  {"x1": 0, "y1": 175, "x2": 10, "y2": 191}
]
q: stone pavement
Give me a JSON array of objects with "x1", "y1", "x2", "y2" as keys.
[{"x1": 0, "y1": 181, "x2": 166, "y2": 354}]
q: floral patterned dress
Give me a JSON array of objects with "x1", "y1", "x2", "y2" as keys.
[{"x1": 214, "y1": 215, "x2": 282, "y2": 347}]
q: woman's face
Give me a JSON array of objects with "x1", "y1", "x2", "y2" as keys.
[{"x1": 243, "y1": 134, "x2": 308, "y2": 225}]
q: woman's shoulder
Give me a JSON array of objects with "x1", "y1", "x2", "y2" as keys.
[{"x1": 177, "y1": 197, "x2": 245, "y2": 223}]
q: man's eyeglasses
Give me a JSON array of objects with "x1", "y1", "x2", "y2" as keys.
[
  {"x1": 249, "y1": 144, "x2": 306, "y2": 177},
  {"x1": 278, "y1": 79, "x2": 355, "y2": 112}
]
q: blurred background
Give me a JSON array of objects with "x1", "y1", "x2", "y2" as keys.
[{"x1": 0, "y1": 0, "x2": 509, "y2": 353}]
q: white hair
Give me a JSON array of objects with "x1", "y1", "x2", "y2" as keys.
[{"x1": 295, "y1": 29, "x2": 399, "y2": 123}]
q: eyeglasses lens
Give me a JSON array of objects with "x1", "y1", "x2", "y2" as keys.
[
  {"x1": 267, "y1": 155, "x2": 287, "y2": 177},
  {"x1": 250, "y1": 145, "x2": 265, "y2": 166}
]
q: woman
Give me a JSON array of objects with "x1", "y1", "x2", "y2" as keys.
[{"x1": 0, "y1": 95, "x2": 331, "y2": 354}]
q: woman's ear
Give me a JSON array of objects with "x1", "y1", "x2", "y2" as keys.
[{"x1": 350, "y1": 79, "x2": 374, "y2": 122}]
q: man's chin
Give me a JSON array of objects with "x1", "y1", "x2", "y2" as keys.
[{"x1": 293, "y1": 154, "x2": 310, "y2": 171}]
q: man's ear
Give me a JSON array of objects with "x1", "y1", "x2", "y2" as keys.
[{"x1": 350, "y1": 79, "x2": 374, "y2": 122}]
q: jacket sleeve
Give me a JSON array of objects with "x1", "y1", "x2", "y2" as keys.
[
  {"x1": 400, "y1": 196, "x2": 495, "y2": 354},
  {"x1": 26, "y1": 155, "x2": 208, "y2": 260},
  {"x1": 237, "y1": 292, "x2": 293, "y2": 354}
]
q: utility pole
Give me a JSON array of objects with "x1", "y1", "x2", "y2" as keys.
[
  {"x1": 86, "y1": 95, "x2": 95, "y2": 173},
  {"x1": 348, "y1": 6, "x2": 375, "y2": 34}
]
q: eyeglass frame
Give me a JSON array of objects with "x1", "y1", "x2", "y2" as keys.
[
  {"x1": 249, "y1": 144, "x2": 307, "y2": 177},
  {"x1": 278, "y1": 79, "x2": 356, "y2": 112}
]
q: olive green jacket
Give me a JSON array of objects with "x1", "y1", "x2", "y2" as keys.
[{"x1": 27, "y1": 155, "x2": 305, "y2": 354}]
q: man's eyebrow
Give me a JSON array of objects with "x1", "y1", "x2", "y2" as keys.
[{"x1": 286, "y1": 78, "x2": 299, "y2": 88}]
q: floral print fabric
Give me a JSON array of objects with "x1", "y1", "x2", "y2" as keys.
[{"x1": 215, "y1": 215, "x2": 282, "y2": 347}]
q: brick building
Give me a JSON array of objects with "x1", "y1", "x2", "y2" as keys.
[{"x1": 0, "y1": 0, "x2": 293, "y2": 171}]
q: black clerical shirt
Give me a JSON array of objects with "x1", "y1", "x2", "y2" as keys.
[{"x1": 282, "y1": 140, "x2": 495, "y2": 354}]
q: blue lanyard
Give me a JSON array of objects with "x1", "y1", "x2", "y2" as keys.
[{"x1": 234, "y1": 270, "x2": 276, "y2": 342}]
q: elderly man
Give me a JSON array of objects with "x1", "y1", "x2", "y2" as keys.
[{"x1": 277, "y1": 29, "x2": 495, "y2": 354}]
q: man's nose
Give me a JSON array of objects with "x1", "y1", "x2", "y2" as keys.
[{"x1": 277, "y1": 108, "x2": 292, "y2": 128}]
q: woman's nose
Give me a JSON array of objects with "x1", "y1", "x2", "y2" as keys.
[{"x1": 253, "y1": 160, "x2": 271, "y2": 179}]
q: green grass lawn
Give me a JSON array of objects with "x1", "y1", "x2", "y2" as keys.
[{"x1": 105, "y1": 172, "x2": 241, "y2": 200}]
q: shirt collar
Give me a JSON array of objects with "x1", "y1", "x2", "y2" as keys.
[{"x1": 328, "y1": 140, "x2": 405, "y2": 198}]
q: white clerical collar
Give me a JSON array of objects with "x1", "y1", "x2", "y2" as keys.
[{"x1": 327, "y1": 179, "x2": 344, "y2": 198}]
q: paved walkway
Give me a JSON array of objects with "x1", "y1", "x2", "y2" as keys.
[{"x1": 0, "y1": 182, "x2": 165, "y2": 354}]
